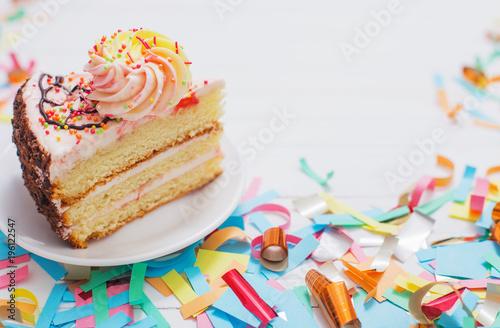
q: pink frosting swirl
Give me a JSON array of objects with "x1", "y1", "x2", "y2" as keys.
[{"x1": 84, "y1": 29, "x2": 191, "y2": 120}]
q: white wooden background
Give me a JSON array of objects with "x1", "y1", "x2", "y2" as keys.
[{"x1": 1, "y1": 0, "x2": 500, "y2": 326}]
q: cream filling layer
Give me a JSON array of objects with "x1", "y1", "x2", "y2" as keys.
[
  {"x1": 53, "y1": 132, "x2": 211, "y2": 212},
  {"x1": 63, "y1": 148, "x2": 219, "y2": 238}
]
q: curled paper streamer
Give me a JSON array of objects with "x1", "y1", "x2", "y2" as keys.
[
  {"x1": 463, "y1": 66, "x2": 489, "y2": 87},
  {"x1": 435, "y1": 74, "x2": 462, "y2": 118},
  {"x1": 421, "y1": 288, "x2": 466, "y2": 320},
  {"x1": 202, "y1": 227, "x2": 248, "y2": 251},
  {"x1": 221, "y1": 269, "x2": 277, "y2": 324},
  {"x1": 434, "y1": 155, "x2": 454, "y2": 187},
  {"x1": 408, "y1": 281, "x2": 475, "y2": 327},
  {"x1": 305, "y1": 269, "x2": 361, "y2": 328},
  {"x1": 492, "y1": 202, "x2": 500, "y2": 224},
  {"x1": 393, "y1": 210, "x2": 435, "y2": 262},
  {"x1": 248, "y1": 204, "x2": 291, "y2": 230},
  {"x1": 475, "y1": 283, "x2": 500, "y2": 326},
  {"x1": 140, "y1": 241, "x2": 199, "y2": 277},
  {"x1": 368, "y1": 235, "x2": 398, "y2": 272},
  {"x1": 0, "y1": 305, "x2": 23, "y2": 328},
  {"x1": 487, "y1": 165, "x2": 500, "y2": 177},
  {"x1": 10, "y1": 288, "x2": 38, "y2": 324},
  {"x1": 260, "y1": 227, "x2": 288, "y2": 272},
  {"x1": 408, "y1": 175, "x2": 435, "y2": 209},
  {"x1": 311, "y1": 227, "x2": 353, "y2": 263},
  {"x1": 299, "y1": 158, "x2": 334, "y2": 187},
  {"x1": 292, "y1": 194, "x2": 329, "y2": 218}
]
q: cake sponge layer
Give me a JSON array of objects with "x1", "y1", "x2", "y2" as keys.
[
  {"x1": 62, "y1": 128, "x2": 222, "y2": 219},
  {"x1": 68, "y1": 155, "x2": 223, "y2": 248},
  {"x1": 53, "y1": 85, "x2": 224, "y2": 205}
]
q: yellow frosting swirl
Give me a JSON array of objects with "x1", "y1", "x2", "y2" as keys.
[{"x1": 84, "y1": 29, "x2": 192, "y2": 120}]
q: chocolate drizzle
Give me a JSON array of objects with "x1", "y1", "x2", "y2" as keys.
[{"x1": 38, "y1": 73, "x2": 112, "y2": 131}]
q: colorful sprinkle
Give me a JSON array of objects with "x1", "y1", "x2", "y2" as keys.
[
  {"x1": 136, "y1": 36, "x2": 151, "y2": 49},
  {"x1": 57, "y1": 137, "x2": 61, "y2": 141},
  {"x1": 127, "y1": 52, "x2": 134, "y2": 63},
  {"x1": 168, "y1": 101, "x2": 173, "y2": 105},
  {"x1": 149, "y1": 98, "x2": 154, "y2": 102}
]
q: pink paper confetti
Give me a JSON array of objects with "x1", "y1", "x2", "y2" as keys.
[
  {"x1": 240, "y1": 177, "x2": 262, "y2": 203},
  {"x1": 458, "y1": 279, "x2": 500, "y2": 289},
  {"x1": 419, "y1": 270, "x2": 437, "y2": 282},
  {"x1": 265, "y1": 279, "x2": 286, "y2": 291},
  {"x1": 471, "y1": 178, "x2": 490, "y2": 213},
  {"x1": 0, "y1": 264, "x2": 28, "y2": 288},
  {"x1": 196, "y1": 312, "x2": 214, "y2": 328},
  {"x1": 0, "y1": 254, "x2": 30, "y2": 270},
  {"x1": 409, "y1": 175, "x2": 436, "y2": 209}
]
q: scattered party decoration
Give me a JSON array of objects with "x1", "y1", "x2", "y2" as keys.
[
  {"x1": 2, "y1": 157, "x2": 500, "y2": 327},
  {"x1": 4, "y1": 15, "x2": 500, "y2": 328}
]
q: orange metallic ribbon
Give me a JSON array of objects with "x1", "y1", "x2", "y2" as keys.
[{"x1": 305, "y1": 269, "x2": 361, "y2": 328}]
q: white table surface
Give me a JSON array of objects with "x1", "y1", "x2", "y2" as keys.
[{"x1": 1, "y1": 0, "x2": 500, "y2": 327}]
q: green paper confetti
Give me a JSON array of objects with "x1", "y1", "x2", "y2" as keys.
[
  {"x1": 92, "y1": 270, "x2": 109, "y2": 325},
  {"x1": 80, "y1": 265, "x2": 131, "y2": 292},
  {"x1": 374, "y1": 206, "x2": 410, "y2": 222},
  {"x1": 415, "y1": 189, "x2": 455, "y2": 216},
  {"x1": 484, "y1": 251, "x2": 500, "y2": 272},
  {"x1": 462, "y1": 316, "x2": 476, "y2": 328},
  {"x1": 475, "y1": 56, "x2": 484, "y2": 71},
  {"x1": 141, "y1": 291, "x2": 170, "y2": 328},
  {"x1": 352, "y1": 289, "x2": 368, "y2": 305},
  {"x1": 382, "y1": 287, "x2": 412, "y2": 311},
  {"x1": 299, "y1": 158, "x2": 333, "y2": 187},
  {"x1": 7, "y1": 8, "x2": 25, "y2": 22},
  {"x1": 129, "y1": 263, "x2": 148, "y2": 305}
]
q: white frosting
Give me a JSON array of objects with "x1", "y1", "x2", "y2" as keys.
[
  {"x1": 64, "y1": 148, "x2": 219, "y2": 236},
  {"x1": 22, "y1": 72, "x2": 224, "y2": 182}
]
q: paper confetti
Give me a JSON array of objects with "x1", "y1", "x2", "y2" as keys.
[{"x1": 299, "y1": 158, "x2": 334, "y2": 187}]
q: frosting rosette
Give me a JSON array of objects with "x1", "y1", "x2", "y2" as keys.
[{"x1": 84, "y1": 29, "x2": 192, "y2": 120}]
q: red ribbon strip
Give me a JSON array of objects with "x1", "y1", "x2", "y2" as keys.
[{"x1": 221, "y1": 269, "x2": 277, "y2": 324}]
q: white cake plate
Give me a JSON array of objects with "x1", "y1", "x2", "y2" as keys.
[{"x1": 0, "y1": 137, "x2": 245, "y2": 266}]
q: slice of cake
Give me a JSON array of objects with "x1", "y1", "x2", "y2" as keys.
[{"x1": 12, "y1": 29, "x2": 225, "y2": 248}]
